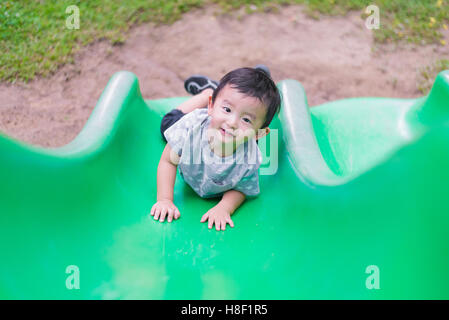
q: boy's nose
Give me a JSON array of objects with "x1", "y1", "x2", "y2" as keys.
[{"x1": 227, "y1": 116, "x2": 239, "y2": 129}]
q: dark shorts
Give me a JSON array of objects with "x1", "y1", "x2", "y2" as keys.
[{"x1": 160, "y1": 108, "x2": 186, "y2": 142}]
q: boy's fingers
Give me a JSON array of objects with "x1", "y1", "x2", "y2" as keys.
[
  {"x1": 227, "y1": 218, "x2": 234, "y2": 228},
  {"x1": 151, "y1": 205, "x2": 180, "y2": 222},
  {"x1": 162, "y1": 208, "x2": 170, "y2": 222},
  {"x1": 159, "y1": 208, "x2": 166, "y2": 222},
  {"x1": 208, "y1": 217, "x2": 214, "y2": 229},
  {"x1": 200, "y1": 213, "x2": 208, "y2": 223},
  {"x1": 154, "y1": 208, "x2": 161, "y2": 220},
  {"x1": 160, "y1": 210, "x2": 167, "y2": 222},
  {"x1": 150, "y1": 203, "x2": 159, "y2": 216},
  {"x1": 215, "y1": 220, "x2": 221, "y2": 231},
  {"x1": 167, "y1": 208, "x2": 174, "y2": 222},
  {"x1": 221, "y1": 220, "x2": 226, "y2": 231}
]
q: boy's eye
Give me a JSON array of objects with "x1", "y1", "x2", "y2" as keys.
[{"x1": 222, "y1": 105, "x2": 252, "y2": 124}]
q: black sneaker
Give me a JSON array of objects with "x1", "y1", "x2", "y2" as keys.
[
  {"x1": 254, "y1": 64, "x2": 271, "y2": 78},
  {"x1": 184, "y1": 75, "x2": 219, "y2": 95}
]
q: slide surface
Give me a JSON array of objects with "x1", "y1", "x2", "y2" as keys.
[{"x1": 1, "y1": 71, "x2": 449, "y2": 299}]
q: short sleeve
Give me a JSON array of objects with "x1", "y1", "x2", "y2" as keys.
[
  {"x1": 163, "y1": 109, "x2": 205, "y2": 157},
  {"x1": 234, "y1": 167, "x2": 260, "y2": 197}
]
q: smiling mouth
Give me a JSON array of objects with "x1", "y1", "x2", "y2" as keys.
[{"x1": 220, "y1": 128, "x2": 234, "y2": 137}]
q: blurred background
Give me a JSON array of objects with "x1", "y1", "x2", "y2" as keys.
[{"x1": 0, "y1": 0, "x2": 448, "y2": 147}]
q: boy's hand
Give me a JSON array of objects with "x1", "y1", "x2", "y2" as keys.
[
  {"x1": 200, "y1": 204, "x2": 234, "y2": 231},
  {"x1": 150, "y1": 199, "x2": 180, "y2": 223}
]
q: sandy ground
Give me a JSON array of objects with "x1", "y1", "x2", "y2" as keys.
[{"x1": 1, "y1": 4, "x2": 448, "y2": 147}]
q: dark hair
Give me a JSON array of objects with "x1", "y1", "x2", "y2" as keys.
[{"x1": 211, "y1": 67, "x2": 281, "y2": 129}]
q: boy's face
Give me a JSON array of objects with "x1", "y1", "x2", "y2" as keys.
[{"x1": 207, "y1": 84, "x2": 269, "y2": 150}]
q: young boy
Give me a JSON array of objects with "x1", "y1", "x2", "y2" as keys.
[{"x1": 150, "y1": 66, "x2": 281, "y2": 231}]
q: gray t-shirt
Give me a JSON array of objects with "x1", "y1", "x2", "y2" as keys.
[{"x1": 163, "y1": 108, "x2": 262, "y2": 198}]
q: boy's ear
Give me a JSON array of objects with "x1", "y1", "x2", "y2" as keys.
[
  {"x1": 207, "y1": 95, "x2": 213, "y2": 116},
  {"x1": 255, "y1": 127, "x2": 270, "y2": 140}
]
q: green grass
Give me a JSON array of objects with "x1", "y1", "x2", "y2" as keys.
[
  {"x1": 0, "y1": 0, "x2": 204, "y2": 82},
  {"x1": 299, "y1": 0, "x2": 449, "y2": 45},
  {"x1": 417, "y1": 59, "x2": 449, "y2": 94},
  {"x1": 1, "y1": 0, "x2": 448, "y2": 83},
  {"x1": 214, "y1": 0, "x2": 449, "y2": 44}
]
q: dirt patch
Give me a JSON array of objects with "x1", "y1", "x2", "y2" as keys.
[{"x1": 1, "y1": 5, "x2": 448, "y2": 147}]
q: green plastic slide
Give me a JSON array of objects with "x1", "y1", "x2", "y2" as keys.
[{"x1": 1, "y1": 71, "x2": 449, "y2": 299}]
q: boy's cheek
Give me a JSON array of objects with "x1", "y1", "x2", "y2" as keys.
[{"x1": 235, "y1": 128, "x2": 256, "y2": 138}]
